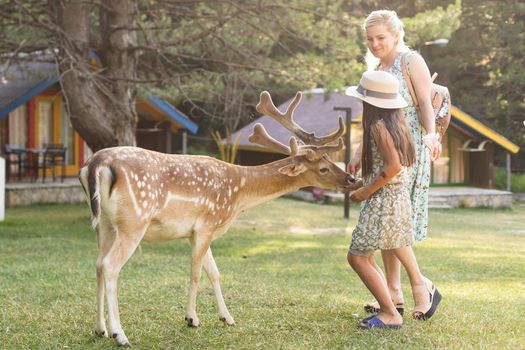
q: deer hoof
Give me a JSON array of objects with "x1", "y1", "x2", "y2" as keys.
[
  {"x1": 94, "y1": 329, "x2": 107, "y2": 337},
  {"x1": 219, "y1": 316, "x2": 236, "y2": 326},
  {"x1": 185, "y1": 316, "x2": 200, "y2": 327},
  {"x1": 113, "y1": 333, "x2": 131, "y2": 347}
]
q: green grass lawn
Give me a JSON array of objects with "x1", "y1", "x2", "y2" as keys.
[{"x1": 1, "y1": 199, "x2": 524, "y2": 349}]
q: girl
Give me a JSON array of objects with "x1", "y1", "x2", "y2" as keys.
[
  {"x1": 345, "y1": 70, "x2": 441, "y2": 329},
  {"x1": 348, "y1": 9, "x2": 441, "y2": 318}
]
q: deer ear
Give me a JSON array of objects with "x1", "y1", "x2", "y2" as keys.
[{"x1": 278, "y1": 163, "x2": 306, "y2": 176}]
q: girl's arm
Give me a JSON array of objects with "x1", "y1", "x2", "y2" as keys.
[
  {"x1": 347, "y1": 142, "x2": 362, "y2": 176},
  {"x1": 350, "y1": 123, "x2": 402, "y2": 202},
  {"x1": 409, "y1": 53, "x2": 441, "y2": 160}
]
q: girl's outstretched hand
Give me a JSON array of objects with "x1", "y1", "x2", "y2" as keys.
[
  {"x1": 350, "y1": 187, "x2": 370, "y2": 203},
  {"x1": 347, "y1": 157, "x2": 361, "y2": 176}
]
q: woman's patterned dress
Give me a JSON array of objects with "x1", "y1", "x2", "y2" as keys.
[
  {"x1": 350, "y1": 132, "x2": 414, "y2": 254},
  {"x1": 381, "y1": 51, "x2": 431, "y2": 243}
]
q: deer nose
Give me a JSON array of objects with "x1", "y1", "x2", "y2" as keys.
[{"x1": 346, "y1": 174, "x2": 356, "y2": 183}]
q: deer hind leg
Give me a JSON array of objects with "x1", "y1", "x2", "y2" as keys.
[
  {"x1": 185, "y1": 235, "x2": 212, "y2": 327},
  {"x1": 101, "y1": 224, "x2": 146, "y2": 346},
  {"x1": 202, "y1": 247, "x2": 235, "y2": 325},
  {"x1": 94, "y1": 216, "x2": 117, "y2": 338}
]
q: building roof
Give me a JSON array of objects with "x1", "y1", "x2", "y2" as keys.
[
  {"x1": 146, "y1": 96, "x2": 198, "y2": 134},
  {"x1": 0, "y1": 59, "x2": 198, "y2": 134},
  {"x1": 451, "y1": 106, "x2": 519, "y2": 154},
  {"x1": 0, "y1": 59, "x2": 58, "y2": 118},
  {"x1": 231, "y1": 90, "x2": 363, "y2": 152}
]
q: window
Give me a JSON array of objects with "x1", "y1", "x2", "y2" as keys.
[
  {"x1": 8, "y1": 105, "x2": 28, "y2": 146},
  {"x1": 38, "y1": 100, "x2": 53, "y2": 146}
]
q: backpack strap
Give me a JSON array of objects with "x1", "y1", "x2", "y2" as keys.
[{"x1": 400, "y1": 51, "x2": 419, "y2": 107}]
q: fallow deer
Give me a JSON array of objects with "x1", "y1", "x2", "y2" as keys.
[{"x1": 79, "y1": 91, "x2": 357, "y2": 346}]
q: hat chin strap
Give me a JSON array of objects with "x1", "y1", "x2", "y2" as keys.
[{"x1": 357, "y1": 85, "x2": 398, "y2": 99}]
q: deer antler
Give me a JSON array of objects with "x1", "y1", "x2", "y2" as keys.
[
  {"x1": 249, "y1": 123, "x2": 303, "y2": 157},
  {"x1": 303, "y1": 138, "x2": 345, "y2": 161},
  {"x1": 248, "y1": 123, "x2": 291, "y2": 155},
  {"x1": 256, "y1": 91, "x2": 345, "y2": 146},
  {"x1": 312, "y1": 137, "x2": 344, "y2": 154}
]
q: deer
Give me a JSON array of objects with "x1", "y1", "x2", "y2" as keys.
[{"x1": 79, "y1": 90, "x2": 357, "y2": 346}]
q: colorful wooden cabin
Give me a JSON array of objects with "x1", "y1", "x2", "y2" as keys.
[
  {"x1": 231, "y1": 89, "x2": 519, "y2": 189},
  {"x1": 0, "y1": 58, "x2": 198, "y2": 182}
]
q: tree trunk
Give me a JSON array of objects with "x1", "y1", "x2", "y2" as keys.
[{"x1": 51, "y1": 0, "x2": 138, "y2": 152}]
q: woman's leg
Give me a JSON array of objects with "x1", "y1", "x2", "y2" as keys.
[
  {"x1": 388, "y1": 246, "x2": 424, "y2": 286},
  {"x1": 381, "y1": 250, "x2": 404, "y2": 303},
  {"x1": 347, "y1": 252, "x2": 402, "y2": 325},
  {"x1": 388, "y1": 246, "x2": 440, "y2": 318}
]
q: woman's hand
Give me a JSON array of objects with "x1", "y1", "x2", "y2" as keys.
[
  {"x1": 423, "y1": 133, "x2": 442, "y2": 161},
  {"x1": 350, "y1": 187, "x2": 370, "y2": 203}
]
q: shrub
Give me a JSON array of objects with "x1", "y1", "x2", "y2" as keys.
[{"x1": 493, "y1": 167, "x2": 525, "y2": 192}]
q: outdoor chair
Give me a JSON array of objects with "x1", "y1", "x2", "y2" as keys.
[
  {"x1": 4, "y1": 144, "x2": 29, "y2": 181},
  {"x1": 42, "y1": 143, "x2": 67, "y2": 183}
]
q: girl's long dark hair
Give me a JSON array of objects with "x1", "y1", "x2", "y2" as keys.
[{"x1": 361, "y1": 102, "x2": 415, "y2": 177}]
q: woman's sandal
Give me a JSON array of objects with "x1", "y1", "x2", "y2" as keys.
[
  {"x1": 364, "y1": 301, "x2": 405, "y2": 315},
  {"x1": 358, "y1": 315, "x2": 403, "y2": 330},
  {"x1": 411, "y1": 278, "x2": 442, "y2": 320}
]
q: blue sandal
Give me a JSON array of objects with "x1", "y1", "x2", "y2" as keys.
[
  {"x1": 359, "y1": 315, "x2": 376, "y2": 326},
  {"x1": 358, "y1": 315, "x2": 403, "y2": 330}
]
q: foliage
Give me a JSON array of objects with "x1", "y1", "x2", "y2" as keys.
[
  {"x1": 493, "y1": 167, "x2": 525, "y2": 192},
  {"x1": 402, "y1": 1, "x2": 461, "y2": 49},
  {"x1": 432, "y1": 0, "x2": 525, "y2": 170},
  {"x1": 352, "y1": 0, "x2": 457, "y2": 17},
  {"x1": 143, "y1": 0, "x2": 366, "y2": 136},
  {"x1": 0, "y1": 200, "x2": 524, "y2": 348}
]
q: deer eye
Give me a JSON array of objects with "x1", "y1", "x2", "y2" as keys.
[{"x1": 320, "y1": 167, "x2": 329, "y2": 174}]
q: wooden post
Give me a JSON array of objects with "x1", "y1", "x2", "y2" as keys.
[
  {"x1": 334, "y1": 107, "x2": 353, "y2": 219},
  {"x1": 182, "y1": 131, "x2": 187, "y2": 155},
  {"x1": 166, "y1": 124, "x2": 172, "y2": 154},
  {"x1": 0, "y1": 156, "x2": 5, "y2": 221},
  {"x1": 506, "y1": 152, "x2": 511, "y2": 192}
]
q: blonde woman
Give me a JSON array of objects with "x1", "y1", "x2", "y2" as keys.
[{"x1": 348, "y1": 10, "x2": 441, "y2": 319}]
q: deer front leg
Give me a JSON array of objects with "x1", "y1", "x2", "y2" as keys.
[
  {"x1": 185, "y1": 235, "x2": 212, "y2": 327},
  {"x1": 202, "y1": 247, "x2": 235, "y2": 325}
]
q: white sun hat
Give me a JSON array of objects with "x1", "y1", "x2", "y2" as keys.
[{"x1": 345, "y1": 70, "x2": 407, "y2": 109}]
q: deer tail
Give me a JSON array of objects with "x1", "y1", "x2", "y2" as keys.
[{"x1": 79, "y1": 158, "x2": 117, "y2": 229}]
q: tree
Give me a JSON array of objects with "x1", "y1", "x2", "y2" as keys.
[
  {"x1": 435, "y1": 0, "x2": 525, "y2": 170},
  {"x1": 0, "y1": 0, "x2": 138, "y2": 150},
  {"x1": 0, "y1": 0, "x2": 363, "y2": 151}
]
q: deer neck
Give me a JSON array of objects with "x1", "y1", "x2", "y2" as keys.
[{"x1": 236, "y1": 158, "x2": 306, "y2": 212}]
